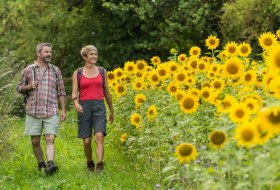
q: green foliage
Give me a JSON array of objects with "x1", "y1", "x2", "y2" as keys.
[
  {"x1": 0, "y1": 111, "x2": 158, "y2": 189},
  {"x1": 220, "y1": 0, "x2": 279, "y2": 52}
]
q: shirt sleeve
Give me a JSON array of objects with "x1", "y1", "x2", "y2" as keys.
[
  {"x1": 56, "y1": 68, "x2": 66, "y2": 96},
  {"x1": 16, "y1": 68, "x2": 28, "y2": 94}
]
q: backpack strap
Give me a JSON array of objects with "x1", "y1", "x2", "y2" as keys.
[
  {"x1": 50, "y1": 64, "x2": 58, "y2": 81},
  {"x1": 77, "y1": 67, "x2": 83, "y2": 90},
  {"x1": 97, "y1": 66, "x2": 106, "y2": 89},
  {"x1": 31, "y1": 66, "x2": 36, "y2": 81},
  {"x1": 77, "y1": 66, "x2": 106, "y2": 90}
]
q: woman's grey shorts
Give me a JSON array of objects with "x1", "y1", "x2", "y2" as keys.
[{"x1": 78, "y1": 100, "x2": 107, "y2": 138}]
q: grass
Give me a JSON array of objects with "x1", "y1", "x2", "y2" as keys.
[{"x1": 0, "y1": 111, "x2": 158, "y2": 190}]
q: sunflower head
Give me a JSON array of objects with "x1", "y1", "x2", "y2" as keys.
[
  {"x1": 175, "y1": 143, "x2": 198, "y2": 164},
  {"x1": 151, "y1": 56, "x2": 161, "y2": 66},
  {"x1": 209, "y1": 130, "x2": 227, "y2": 149},
  {"x1": 205, "y1": 35, "x2": 220, "y2": 50},
  {"x1": 258, "y1": 32, "x2": 277, "y2": 50}
]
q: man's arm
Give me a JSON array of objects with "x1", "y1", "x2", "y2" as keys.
[{"x1": 58, "y1": 95, "x2": 66, "y2": 121}]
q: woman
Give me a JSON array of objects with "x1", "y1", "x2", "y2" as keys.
[{"x1": 72, "y1": 45, "x2": 114, "y2": 172}]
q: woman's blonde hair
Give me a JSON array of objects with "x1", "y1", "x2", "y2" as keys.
[{"x1": 80, "y1": 45, "x2": 98, "y2": 58}]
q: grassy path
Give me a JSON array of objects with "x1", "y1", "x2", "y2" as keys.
[{"x1": 0, "y1": 111, "x2": 156, "y2": 190}]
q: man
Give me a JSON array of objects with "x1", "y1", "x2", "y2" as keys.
[
  {"x1": 71, "y1": 45, "x2": 114, "y2": 172},
  {"x1": 16, "y1": 43, "x2": 66, "y2": 176}
]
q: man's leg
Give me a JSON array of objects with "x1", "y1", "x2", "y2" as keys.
[
  {"x1": 31, "y1": 135, "x2": 44, "y2": 162},
  {"x1": 45, "y1": 134, "x2": 58, "y2": 175},
  {"x1": 45, "y1": 134, "x2": 55, "y2": 161}
]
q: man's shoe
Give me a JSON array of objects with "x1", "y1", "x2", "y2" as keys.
[
  {"x1": 96, "y1": 161, "x2": 104, "y2": 172},
  {"x1": 38, "y1": 161, "x2": 46, "y2": 172},
  {"x1": 87, "y1": 160, "x2": 95, "y2": 172},
  {"x1": 45, "y1": 160, "x2": 58, "y2": 176}
]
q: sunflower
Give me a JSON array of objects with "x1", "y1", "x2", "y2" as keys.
[
  {"x1": 217, "y1": 95, "x2": 237, "y2": 113},
  {"x1": 175, "y1": 89, "x2": 185, "y2": 101},
  {"x1": 189, "y1": 46, "x2": 201, "y2": 57},
  {"x1": 170, "y1": 48, "x2": 178, "y2": 55},
  {"x1": 174, "y1": 71, "x2": 187, "y2": 84},
  {"x1": 262, "y1": 72, "x2": 277, "y2": 92},
  {"x1": 167, "y1": 82, "x2": 179, "y2": 96},
  {"x1": 197, "y1": 60, "x2": 208, "y2": 73},
  {"x1": 234, "y1": 122, "x2": 258, "y2": 148},
  {"x1": 200, "y1": 87, "x2": 213, "y2": 102},
  {"x1": 186, "y1": 76, "x2": 196, "y2": 86},
  {"x1": 188, "y1": 56, "x2": 200, "y2": 71},
  {"x1": 258, "y1": 107, "x2": 280, "y2": 135},
  {"x1": 107, "y1": 71, "x2": 117, "y2": 83},
  {"x1": 229, "y1": 103, "x2": 251, "y2": 123},
  {"x1": 242, "y1": 97, "x2": 260, "y2": 114},
  {"x1": 205, "y1": 35, "x2": 220, "y2": 50},
  {"x1": 188, "y1": 88, "x2": 200, "y2": 98},
  {"x1": 132, "y1": 79, "x2": 144, "y2": 91},
  {"x1": 178, "y1": 54, "x2": 188, "y2": 63},
  {"x1": 130, "y1": 113, "x2": 142, "y2": 127},
  {"x1": 238, "y1": 42, "x2": 252, "y2": 57},
  {"x1": 218, "y1": 50, "x2": 228, "y2": 60},
  {"x1": 202, "y1": 81, "x2": 211, "y2": 88},
  {"x1": 114, "y1": 84, "x2": 126, "y2": 97},
  {"x1": 135, "y1": 60, "x2": 147, "y2": 71},
  {"x1": 276, "y1": 29, "x2": 280, "y2": 39},
  {"x1": 224, "y1": 41, "x2": 239, "y2": 57},
  {"x1": 209, "y1": 130, "x2": 227, "y2": 149},
  {"x1": 148, "y1": 70, "x2": 160, "y2": 86},
  {"x1": 151, "y1": 56, "x2": 161, "y2": 66},
  {"x1": 265, "y1": 44, "x2": 280, "y2": 74},
  {"x1": 135, "y1": 94, "x2": 146, "y2": 108},
  {"x1": 254, "y1": 118, "x2": 274, "y2": 145},
  {"x1": 156, "y1": 64, "x2": 169, "y2": 79},
  {"x1": 166, "y1": 61, "x2": 178, "y2": 74},
  {"x1": 243, "y1": 70, "x2": 257, "y2": 86},
  {"x1": 124, "y1": 61, "x2": 135, "y2": 74},
  {"x1": 207, "y1": 71, "x2": 217, "y2": 79},
  {"x1": 223, "y1": 57, "x2": 244, "y2": 79},
  {"x1": 175, "y1": 143, "x2": 198, "y2": 164},
  {"x1": 258, "y1": 32, "x2": 277, "y2": 50},
  {"x1": 113, "y1": 68, "x2": 124, "y2": 79},
  {"x1": 179, "y1": 94, "x2": 199, "y2": 114},
  {"x1": 120, "y1": 133, "x2": 128, "y2": 143},
  {"x1": 211, "y1": 78, "x2": 225, "y2": 91},
  {"x1": 210, "y1": 64, "x2": 221, "y2": 73},
  {"x1": 147, "y1": 105, "x2": 158, "y2": 120}
]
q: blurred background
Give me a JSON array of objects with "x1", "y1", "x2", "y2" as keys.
[{"x1": 0, "y1": 0, "x2": 279, "y2": 118}]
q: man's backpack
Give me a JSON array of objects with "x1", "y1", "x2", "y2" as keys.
[
  {"x1": 77, "y1": 66, "x2": 106, "y2": 90},
  {"x1": 23, "y1": 64, "x2": 58, "y2": 103}
]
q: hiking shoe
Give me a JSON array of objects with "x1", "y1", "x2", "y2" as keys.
[
  {"x1": 96, "y1": 161, "x2": 104, "y2": 172},
  {"x1": 45, "y1": 160, "x2": 58, "y2": 176},
  {"x1": 38, "y1": 161, "x2": 46, "y2": 172},
  {"x1": 87, "y1": 160, "x2": 95, "y2": 172}
]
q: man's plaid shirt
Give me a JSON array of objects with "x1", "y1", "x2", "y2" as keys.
[{"x1": 17, "y1": 62, "x2": 66, "y2": 118}]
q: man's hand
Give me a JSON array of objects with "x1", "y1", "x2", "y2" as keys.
[
  {"x1": 30, "y1": 81, "x2": 38, "y2": 89},
  {"x1": 60, "y1": 111, "x2": 66, "y2": 121}
]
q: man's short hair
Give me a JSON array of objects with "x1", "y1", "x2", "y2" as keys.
[{"x1": 36, "y1": 43, "x2": 52, "y2": 54}]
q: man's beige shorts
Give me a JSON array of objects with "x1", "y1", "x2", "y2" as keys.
[{"x1": 25, "y1": 114, "x2": 59, "y2": 136}]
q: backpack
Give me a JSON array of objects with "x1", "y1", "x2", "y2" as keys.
[
  {"x1": 77, "y1": 66, "x2": 106, "y2": 90},
  {"x1": 23, "y1": 64, "x2": 58, "y2": 103}
]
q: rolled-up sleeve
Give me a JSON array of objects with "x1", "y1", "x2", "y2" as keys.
[
  {"x1": 16, "y1": 69, "x2": 28, "y2": 94},
  {"x1": 56, "y1": 68, "x2": 66, "y2": 96}
]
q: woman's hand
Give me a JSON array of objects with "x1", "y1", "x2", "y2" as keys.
[{"x1": 74, "y1": 101, "x2": 83, "y2": 113}]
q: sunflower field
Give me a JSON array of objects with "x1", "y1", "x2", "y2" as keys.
[{"x1": 107, "y1": 30, "x2": 280, "y2": 189}]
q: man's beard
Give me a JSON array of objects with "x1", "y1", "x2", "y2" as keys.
[{"x1": 44, "y1": 57, "x2": 52, "y2": 63}]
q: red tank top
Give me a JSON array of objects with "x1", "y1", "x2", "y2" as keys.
[{"x1": 79, "y1": 74, "x2": 104, "y2": 100}]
